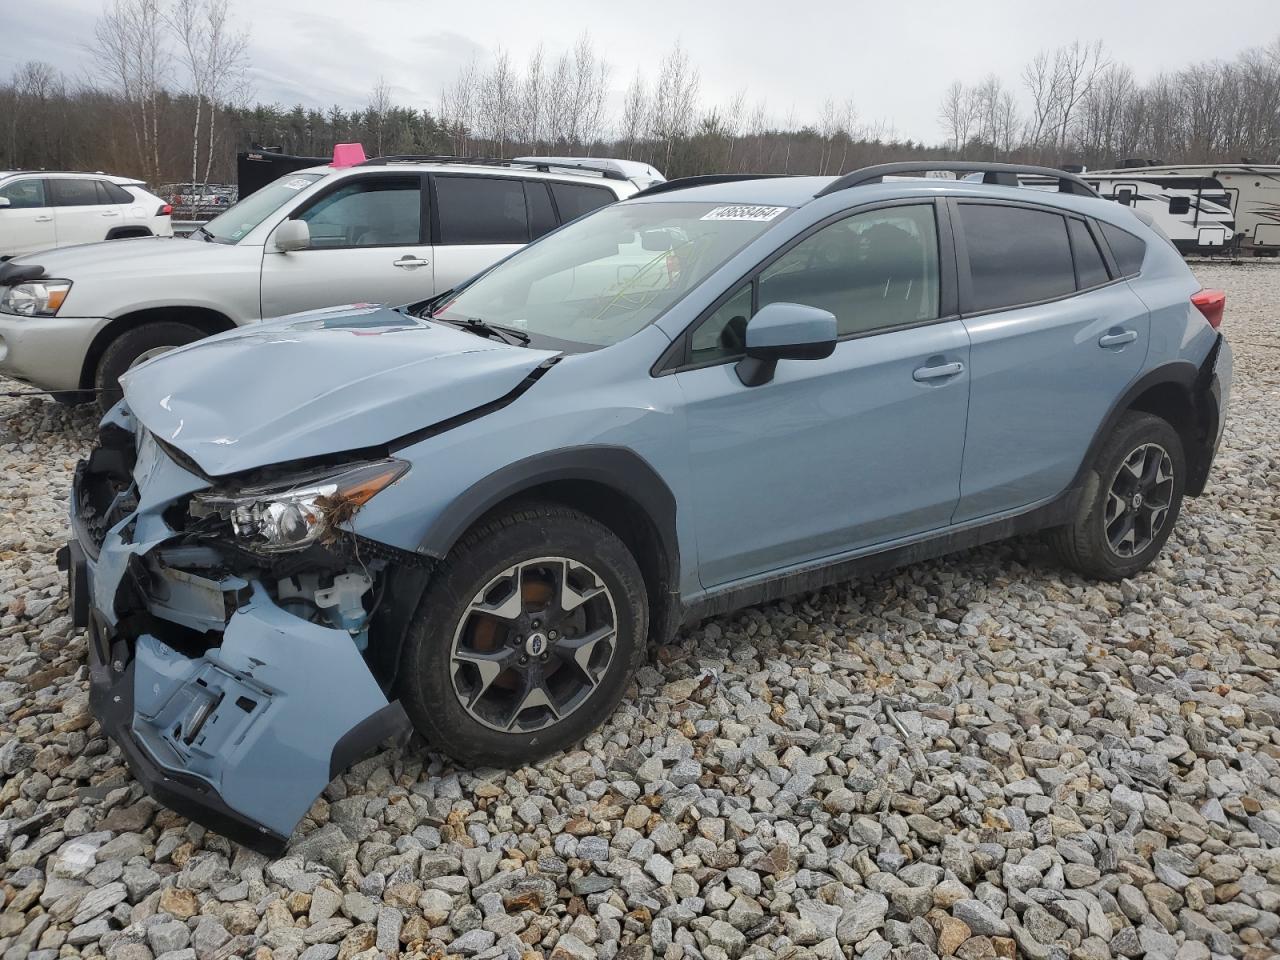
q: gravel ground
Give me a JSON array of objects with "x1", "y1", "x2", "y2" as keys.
[{"x1": 0, "y1": 262, "x2": 1276, "y2": 960}]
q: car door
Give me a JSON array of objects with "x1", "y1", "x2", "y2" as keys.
[
  {"x1": 48, "y1": 177, "x2": 117, "y2": 245},
  {"x1": 670, "y1": 201, "x2": 971, "y2": 588},
  {"x1": 0, "y1": 178, "x2": 55, "y2": 256},
  {"x1": 430, "y1": 175, "x2": 535, "y2": 293},
  {"x1": 259, "y1": 173, "x2": 433, "y2": 318},
  {"x1": 952, "y1": 200, "x2": 1151, "y2": 523}
]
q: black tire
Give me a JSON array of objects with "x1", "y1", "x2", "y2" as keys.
[
  {"x1": 399, "y1": 502, "x2": 648, "y2": 767},
  {"x1": 94, "y1": 321, "x2": 204, "y2": 411},
  {"x1": 1049, "y1": 411, "x2": 1186, "y2": 580}
]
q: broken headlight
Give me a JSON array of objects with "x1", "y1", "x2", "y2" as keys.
[{"x1": 191, "y1": 459, "x2": 408, "y2": 553}]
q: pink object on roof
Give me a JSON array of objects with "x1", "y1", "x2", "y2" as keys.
[{"x1": 331, "y1": 143, "x2": 367, "y2": 167}]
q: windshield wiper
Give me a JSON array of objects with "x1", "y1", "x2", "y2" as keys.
[
  {"x1": 432, "y1": 314, "x2": 530, "y2": 346},
  {"x1": 190, "y1": 224, "x2": 213, "y2": 242}
]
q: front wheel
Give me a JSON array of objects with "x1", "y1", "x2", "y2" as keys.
[
  {"x1": 399, "y1": 502, "x2": 648, "y2": 767},
  {"x1": 1050, "y1": 411, "x2": 1186, "y2": 580},
  {"x1": 94, "y1": 321, "x2": 204, "y2": 411}
]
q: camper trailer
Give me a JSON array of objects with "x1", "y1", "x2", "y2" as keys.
[
  {"x1": 1089, "y1": 163, "x2": 1280, "y2": 255},
  {"x1": 1020, "y1": 173, "x2": 1235, "y2": 254}
]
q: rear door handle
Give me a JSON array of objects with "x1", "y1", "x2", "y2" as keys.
[
  {"x1": 101, "y1": 210, "x2": 120, "y2": 217},
  {"x1": 1098, "y1": 329, "x2": 1137, "y2": 348},
  {"x1": 34, "y1": 215, "x2": 52, "y2": 223},
  {"x1": 913, "y1": 361, "x2": 965, "y2": 381},
  {"x1": 394, "y1": 256, "x2": 430, "y2": 269}
]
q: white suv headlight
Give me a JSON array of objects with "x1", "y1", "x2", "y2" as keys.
[
  {"x1": 190, "y1": 459, "x2": 409, "y2": 553},
  {"x1": 0, "y1": 281, "x2": 73, "y2": 317}
]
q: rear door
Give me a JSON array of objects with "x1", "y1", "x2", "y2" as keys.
[
  {"x1": 953, "y1": 200, "x2": 1150, "y2": 522},
  {"x1": 259, "y1": 173, "x2": 433, "y2": 318},
  {"x1": 0, "y1": 177, "x2": 55, "y2": 256},
  {"x1": 48, "y1": 177, "x2": 117, "y2": 245},
  {"x1": 430, "y1": 174, "x2": 533, "y2": 292}
]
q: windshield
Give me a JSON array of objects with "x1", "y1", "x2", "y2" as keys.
[
  {"x1": 200, "y1": 173, "x2": 323, "y2": 243},
  {"x1": 432, "y1": 201, "x2": 789, "y2": 346}
]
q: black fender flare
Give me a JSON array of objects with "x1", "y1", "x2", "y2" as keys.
[
  {"x1": 1071, "y1": 348, "x2": 1220, "y2": 498},
  {"x1": 418, "y1": 445, "x2": 682, "y2": 640}
]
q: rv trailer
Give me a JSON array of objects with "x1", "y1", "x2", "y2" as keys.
[
  {"x1": 1089, "y1": 163, "x2": 1280, "y2": 255},
  {"x1": 1019, "y1": 172, "x2": 1235, "y2": 254}
]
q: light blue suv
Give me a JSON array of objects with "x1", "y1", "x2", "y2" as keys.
[{"x1": 63, "y1": 162, "x2": 1231, "y2": 850}]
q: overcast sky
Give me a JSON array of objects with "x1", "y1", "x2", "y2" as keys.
[{"x1": 3, "y1": 0, "x2": 1278, "y2": 143}]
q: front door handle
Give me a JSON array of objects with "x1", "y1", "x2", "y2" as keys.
[
  {"x1": 34, "y1": 215, "x2": 52, "y2": 223},
  {"x1": 1098, "y1": 329, "x2": 1137, "y2": 348},
  {"x1": 394, "y1": 256, "x2": 430, "y2": 269},
  {"x1": 913, "y1": 361, "x2": 965, "y2": 381}
]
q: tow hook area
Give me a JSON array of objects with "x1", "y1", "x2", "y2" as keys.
[{"x1": 123, "y1": 584, "x2": 409, "y2": 842}]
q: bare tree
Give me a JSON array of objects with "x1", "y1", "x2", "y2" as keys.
[
  {"x1": 167, "y1": 0, "x2": 250, "y2": 189},
  {"x1": 366, "y1": 75, "x2": 393, "y2": 156},
  {"x1": 1051, "y1": 40, "x2": 1108, "y2": 155},
  {"x1": 619, "y1": 70, "x2": 648, "y2": 160},
  {"x1": 519, "y1": 46, "x2": 545, "y2": 150},
  {"x1": 477, "y1": 49, "x2": 517, "y2": 156},
  {"x1": 439, "y1": 56, "x2": 478, "y2": 155},
  {"x1": 938, "y1": 80, "x2": 978, "y2": 156},
  {"x1": 92, "y1": 0, "x2": 170, "y2": 182},
  {"x1": 648, "y1": 42, "x2": 699, "y2": 171}
]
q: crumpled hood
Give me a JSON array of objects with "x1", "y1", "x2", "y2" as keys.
[{"x1": 123, "y1": 305, "x2": 556, "y2": 475}]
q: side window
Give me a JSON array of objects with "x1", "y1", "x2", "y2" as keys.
[
  {"x1": 550, "y1": 182, "x2": 614, "y2": 223},
  {"x1": 687, "y1": 204, "x2": 941, "y2": 365},
  {"x1": 436, "y1": 176, "x2": 528, "y2": 244},
  {"x1": 1068, "y1": 218, "x2": 1110, "y2": 290},
  {"x1": 297, "y1": 176, "x2": 421, "y2": 248},
  {"x1": 959, "y1": 204, "x2": 1075, "y2": 312},
  {"x1": 0, "y1": 179, "x2": 46, "y2": 209},
  {"x1": 759, "y1": 204, "x2": 940, "y2": 336},
  {"x1": 525, "y1": 181, "x2": 557, "y2": 239},
  {"x1": 49, "y1": 179, "x2": 103, "y2": 207},
  {"x1": 1099, "y1": 222, "x2": 1146, "y2": 278},
  {"x1": 690, "y1": 284, "x2": 753, "y2": 365}
]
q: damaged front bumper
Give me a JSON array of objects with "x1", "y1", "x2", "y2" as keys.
[{"x1": 61, "y1": 409, "x2": 412, "y2": 853}]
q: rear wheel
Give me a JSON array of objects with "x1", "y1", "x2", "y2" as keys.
[
  {"x1": 1050, "y1": 411, "x2": 1186, "y2": 580},
  {"x1": 399, "y1": 502, "x2": 647, "y2": 767},
  {"x1": 93, "y1": 321, "x2": 204, "y2": 411}
]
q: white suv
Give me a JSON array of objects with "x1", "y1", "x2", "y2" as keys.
[
  {"x1": 0, "y1": 171, "x2": 173, "y2": 260},
  {"x1": 0, "y1": 156, "x2": 657, "y2": 404}
]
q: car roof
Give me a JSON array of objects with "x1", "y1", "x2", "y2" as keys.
[
  {"x1": 0, "y1": 170, "x2": 145, "y2": 186},
  {"x1": 627, "y1": 172, "x2": 1123, "y2": 222},
  {"x1": 296, "y1": 161, "x2": 633, "y2": 190}
]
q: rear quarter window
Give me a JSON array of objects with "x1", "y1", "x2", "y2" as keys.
[
  {"x1": 550, "y1": 182, "x2": 615, "y2": 222},
  {"x1": 1099, "y1": 222, "x2": 1147, "y2": 278}
]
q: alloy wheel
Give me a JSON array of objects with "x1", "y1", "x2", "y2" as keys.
[
  {"x1": 1104, "y1": 442, "x2": 1175, "y2": 558},
  {"x1": 449, "y1": 557, "x2": 618, "y2": 733}
]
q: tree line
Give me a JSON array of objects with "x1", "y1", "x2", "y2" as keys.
[
  {"x1": 2, "y1": 1, "x2": 1278, "y2": 192},
  {"x1": 940, "y1": 38, "x2": 1280, "y2": 167}
]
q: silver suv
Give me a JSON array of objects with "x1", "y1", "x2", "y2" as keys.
[{"x1": 0, "y1": 155, "x2": 658, "y2": 404}]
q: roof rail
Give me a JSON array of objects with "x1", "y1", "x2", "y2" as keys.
[
  {"x1": 357, "y1": 155, "x2": 628, "y2": 180},
  {"x1": 631, "y1": 174, "x2": 791, "y2": 198},
  {"x1": 815, "y1": 161, "x2": 1099, "y2": 198}
]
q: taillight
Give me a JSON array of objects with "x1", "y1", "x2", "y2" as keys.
[
  {"x1": 157, "y1": 204, "x2": 173, "y2": 217},
  {"x1": 1191, "y1": 289, "x2": 1225, "y2": 330}
]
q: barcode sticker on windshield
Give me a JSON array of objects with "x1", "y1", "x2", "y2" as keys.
[{"x1": 701, "y1": 204, "x2": 788, "y2": 222}]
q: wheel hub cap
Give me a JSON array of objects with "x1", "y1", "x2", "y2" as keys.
[
  {"x1": 524, "y1": 632, "x2": 548, "y2": 657},
  {"x1": 449, "y1": 557, "x2": 618, "y2": 733},
  {"x1": 1104, "y1": 442, "x2": 1174, "y2": 558}
]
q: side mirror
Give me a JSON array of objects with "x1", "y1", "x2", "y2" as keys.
[
  {"x1": 0, "y1": 197, "x2": 10, "y2": 209},
  {"x1": 272, "y1": 219, "x2": 310, "y2": 252},
  {"x1": 736, "y1": 301, "x2": 837, "y2": 386}
]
